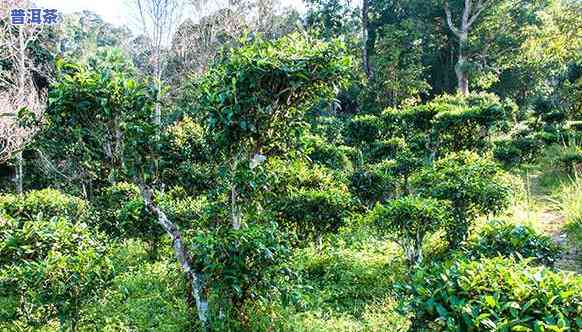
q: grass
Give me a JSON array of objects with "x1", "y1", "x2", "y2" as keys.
[{"x1": 500, "y1": 144, "x2": 581, "y2": 272}]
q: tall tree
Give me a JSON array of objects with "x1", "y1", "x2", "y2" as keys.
[
  {"x1": 443, "y1": 0, "x2": 493, "y2": 95},
  {"x1": 362, "y1": 0, "x2": 372, "y2": 78},
  {"x1": 0, "y1": 0, "x2": 53, "y2": 193},
  {"x1": 128, "y1": 0, "x2": 184, "y2": 125}
]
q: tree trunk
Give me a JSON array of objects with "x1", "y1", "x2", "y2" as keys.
[
  {"x1": 15, "y1": 151, "x2": 23, "y2": 194},
  {"x1": 14, "y1": 27, "x2": 25, "y2": 195},
  {"x1": 362, "y1": 0, "x2": 371, "y2": 79},
  {"x1": 231, "y1": 184, "x2": 242, "y2": 230},
  {"x1": 455, "y1": 37, "x2": 469, "y2": 96},
  {"x1": 138, "y1": 184, "x2": 209, "y2": 329},
  {"x1": 154, "y1": 46, "x2": 162, "y2": 126}
]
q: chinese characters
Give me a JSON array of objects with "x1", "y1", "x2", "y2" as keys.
[{"x1": 10, "y1": 8, "x2": 59, "y2": 25}]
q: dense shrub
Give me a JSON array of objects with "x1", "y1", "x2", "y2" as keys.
[
  {"x1": 158, "y1": 188, "x2": 208, "y2": 228},
  {"x1": 349, "y1": 162, "x2": 396, "y2": 207},
  {"x1": 194, "y1": 33, "x2": 352, "y2": 156},
  {"x1": 345, "y1": 114, "x2": 384, "y2": 145},
  {"x1": 370, "y1": 196, "x2": 452, "y2": 264},
  {"x1": 382, "y1": 105, "x2": 436, "y2": 135},
  {"x1": 365, "y1": 138, "x2": 406, "y2": 163},
  {"x1": 0, "y1": 189, "x2": 87, "y2": 221},
  {"x1": 466, "y1": 220, "x2": 561, "y2": 266},
  {"x1": 79, "y1": 259, "x2": 193, "y2": 331},
  {"x1": 303, "y1": 135, "x2": 354, "y2": 171},
  {"x1": 267, "y1": 158, "x2": 344, "y2": 196},
  {"x1": 0, "y1": 215, "x2": 113, "y2": 328},
  {"x1": 94, "y1": 182, "x2": 164, "y2": 258},
  {"x1": 558, "y1": 149, "x2": 582, "y2": 175},
  {"x1": 493, "y1": 135, "x2": 543, "y2": 166},
  {"x1": 309, "y1": 115, "x2": 347, "y2": 145},
  {"x1": 406, "y1": 257, "x2": 582, "y2": 331},
  {"x1": 166, "y1": 116, "x2": 209, "y2": 163},
  {"x1": 271, "y1": 188, "x2": 352, "y2": 243},
  {"x1": 382, "y1": 93, "x2": 513, "y2": 157},
  {"x1": 413, "y1": 152, "x2": 512, "y2": 248},
  {"x1": 189, "y1": 222, "x2": 290, "y2": 325}
]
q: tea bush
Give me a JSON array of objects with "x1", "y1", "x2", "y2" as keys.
[
  {"x1": 271, "y1": 188, "x2": 353, "y2": 243},
  {"x1": 303, "y1": 135, "x2": 354, "y2": 171},
  {"x1": 345, "y1": 114, "x2": 384, "y2": 145},
  {"x1": 406, "y1": 257, "x2": 582, "y2": 331},
  {"x1": 267, "y1": 158, "x2": 345, "y2": 196},
  {"x1": 0, "y1": 215, "x2": 113, "y2": 328},
  {"x1": 382, "y1": 93, "x2": 513, "y2": 157},
  {"x1": 93, "y1": 182, "x2": 164, "y2": 258},
  {"x1": 0, "y1": 188, "x2": 87, "y2": 222},
  {"x1": 493, "y1": 135, "x2": 542, "y2": 166},
  {"x1": 349, "y1": 162, "x2": 396, "y2": 207},
  {"x1": 466, "y1": 220, "x2": 561, "y2": 266},
  {"x1": 365, "y1": 138, "x2": 406, "y2": 163},
  {"x1": 369, "y1": 196, "x2": 452, "y2": 264},
  {"x1": 189, "y1": 222, "x2": 291, "y2": 324},
  {"x1": 558, "y1": 149, "x2": 582, "y2": 175},
  {"x1": 413, "y1": 151, "x2": 512, "y2": 248}
]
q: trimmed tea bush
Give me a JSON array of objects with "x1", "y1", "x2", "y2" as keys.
[
  {"x1": 0, "y1": 215, "x2": 113, "y2": 328},
  {"x1": 559, "y1": 149, "x2": 582, "y2": 175},
  {"x1": 467, "y1": 220, "x2": 561, "y2": 266},
  {"x1": 271, "y1": 188, "x2": 352, "y2": 243},
  {"x1": 345, "y1": 114, "x2": 384, "y2": 145},
  {"x1": 370, "y1": 196, "x2": 452, "y2": 264},
  {"x1": 189, "y1": 222, "x2": 290, "y2": 326},
  {"x1": 413, "y1": 152, "x2": 512, "y2": 248},
  {"x1": 304, "y1": 135, "x2": 354, "y2": 171},
  {"x1": 406, "y1": 257, "x2": 582, "y2": 331},
  {"x1": 0, "y1": 189, "x2": 87, "y2": 221},
  {"x1": 350, "y1": 162, "x2": 396, "y2": 207}
]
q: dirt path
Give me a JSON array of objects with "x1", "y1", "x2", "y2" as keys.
[{"x1": 528, "y1": 175, "x2": 579, "y2": 272}]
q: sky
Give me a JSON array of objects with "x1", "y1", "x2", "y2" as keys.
[{"x1": 35, "y1": 0, "x2": 306, "y2": 32}]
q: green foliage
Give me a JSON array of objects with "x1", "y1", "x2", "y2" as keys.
[
  {"x1": 467, "y1": 220, "x2": 561, "y2": 266},
  {"x1": 94, "y1": 183, "x2": 208, "y2": 258},
  {"x1": 271, "y1": 188, "x2": 352, "y2": 243},
  {"x1": 365, "y1": 138, "x2": 406, "y2": 163},
  {"x1": 305, "y1": 0, "x2": 360, "y2": 40},
  {"x1": 80, "y1": 259, "x2": 193, "y2": 331},
  {"x1": 365, "y1": 20, "x2": 430, "y2": 110},
  {"x1": 558, "y1": 148, "x2": 582, "y2": 175},
  {"x1": 189, "y1": 223, "x2": 290, "y2": 319},
  {"x1": 309, "y1": 115, "x2": 348, "y2": 145},
  {"x1": 383, "y1": 93, "x2": 512, "y2": 157},
  {"x1": 267, "y1": 158, "x2": 344, "y2": 195},
  {"x1": 430, "y1": 93, "x2": 512, "y2": 153},
  {"x1": 405, "y1": 257, "x2": 582, "y2": 331},
  {"x1": 493, "y1": 135, "x2": 543, "y2": 166},
  {"x1": 349, "y1": 161, "x2": 396, "y2": 207},
  {"x1": 0, "y1": 189, "x2": 87, "y2": 222},
  {"x1": 193, "y1": 33, "x2": 352, "y2": 158},
  {"x1": 558, "y1": 178, "x2": 582, "y2": 250},
  {"x1": 413, "y1": 151, "x2": 512, "y2": 248},
  {"x1": 93, "y1": 183, "x2": 163, "y2": 255},
  {"x1": 303, "y1": 135, "x2": 354, "y2": 171},
  {"x1": 287, "y1": 238, "x2": 408, "y2": 328},
  {"x1": 166, "y1": 116, "x2": 209, "y2": 163},
  {"x1": 42, "y1": 60, "x2": 155, "y2": 190},
  {"x1": 0, "y1": 215, "x2": 112, "y2": 328},
  {"x1": 345, "y1": 114, "x2": 383, "y2": 145},
  {"x1": 370, "y1": 196, "x2": 451, "y2": 264}
]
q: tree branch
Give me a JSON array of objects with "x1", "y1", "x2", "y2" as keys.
[{"x1": 444, "y1": 0, "x2": 463, "y2": 38}]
